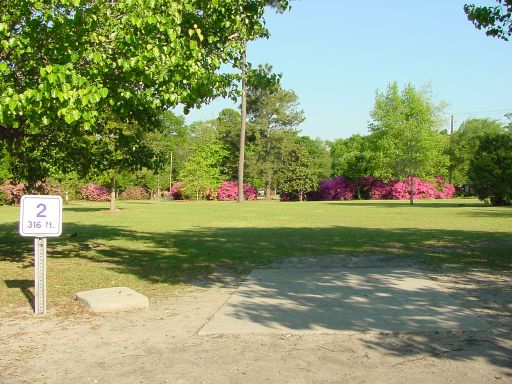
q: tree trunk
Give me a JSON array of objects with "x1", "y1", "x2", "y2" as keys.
[
  {"x1": 409, "y1": 175, "x2": 415, "y2": 205},
  {"x1": 237, "y1": 40, "x2": 247, "y2": 203},
  {"x1": 265, "y1": 176, "x2": 272, "y2": 200},
  {"x1": 110, "y1": 177, "x2": 116, "y2": 212},
  {"x1": 299, "y1": 191, "x2": 303, "y2": 202},
  {"x1": 156, "y1": 173, "x2": 161, "y2": 203}
]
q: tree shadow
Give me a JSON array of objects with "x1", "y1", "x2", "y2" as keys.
[
  {"x1": 1, "y1": 221, "x2": 511, "y2": 279},
  {"x1": 63, "y1": 207, "x2": 114, "y2": 213},
  {"x1": 325, "y1": 200, "x2": 487, "y2": 208},
  {"x1": 199, "y1": 266, "x2": 511, "y2": 375},
  {"x1": 1, "y1": 219, "x2": 511, "y2": 372},
  {"x1": 464, "y1": 210, "x2": 512, "y2": 218}
]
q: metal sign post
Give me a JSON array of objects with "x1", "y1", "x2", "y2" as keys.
[
  {"x1": 19, "y1": 195, "x2": 62, "y2": 315},
  {"x1": 34, "y1": 237, "x2": 47, "y2": 314}
]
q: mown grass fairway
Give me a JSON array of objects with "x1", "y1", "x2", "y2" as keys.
[{"x1": 1, "y1": 199, "x2": 510, "y2": 308}]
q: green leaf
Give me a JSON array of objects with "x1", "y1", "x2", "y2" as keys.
[{"x1": 64, "y1": 109, "x2": 81, "y2": 124}]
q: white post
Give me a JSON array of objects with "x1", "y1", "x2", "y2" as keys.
[{"x1": 34, "y1": 237, "x2": 47, "y2": 315}]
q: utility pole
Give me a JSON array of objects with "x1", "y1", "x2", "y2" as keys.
[
  {"x1": 448, "y1": 115, "x2": 454, "y2": 185},
  {"x1": 169, "y1": 151, "x2": 173, "y2": 191},
  {"x1": 237, "y1": 40, "x2": 247, "y2": 202}
]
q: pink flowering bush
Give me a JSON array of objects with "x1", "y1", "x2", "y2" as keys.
[
  {"x1": 217, "y1": 181, "x2": 258, "y2": 201},
  {"x1": 25, "y1": 180, "x2": 64, "y2": 197},
  {"x1": 78, "y1": 183, "x2": 110, "y2": 201},
  {"x1": 294, "y1": 175, "x2": 456, "y2": 202},
  {"x1": 0, "y1": 182, "x2": 25, "y2": 205},
  {"x1": 366, "y1": 176, "x2": 456, "y2": 200},
  {"x1": 169, "y1": 182, "x2": 184, "y2": 200},
  {"x1": 119, "y1": 186, "x2": 150, "y2": 200},
  {"x1": 319, "y1": 176, "x2": 355, "y2": 200}
]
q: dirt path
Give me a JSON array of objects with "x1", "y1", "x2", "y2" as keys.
[{"x1": 1, "y1": 258, "x2": 511, "y2": 384}]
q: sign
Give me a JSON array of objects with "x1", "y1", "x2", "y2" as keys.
[
  {"x1": 19, "y1": 195, "x2": 63, "y2": 315},
  {"x1": 19, "y1": 195, "x2": 62, "y2": 237}
]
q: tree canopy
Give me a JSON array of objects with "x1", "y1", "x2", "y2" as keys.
[
  {"x1": 0, "y1": 0, "x2": 289, "y2": 182},
  {"x1": 369, "y1": 82, "x2": 448, "y2": 204},
  {"x1": 448, "y1": 118, "x2": 505, "y2": 185},
  {"x1": 464, "y1": 0, "x2": 512, "y2": 41},
  {"x1": 469, "y1": 132, "x2": 512, "y2": 205}
]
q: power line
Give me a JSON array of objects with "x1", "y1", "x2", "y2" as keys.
[{"x1": 443, "y1": 108, "x2": 512, "y2": 117}]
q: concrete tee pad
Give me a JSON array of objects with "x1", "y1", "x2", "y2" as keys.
[
  {"x1": 199, "y1": 268, "x2": 489, "y2": 335},
  {"x1": 75, "y1": 287, "x2": 149, "y2": 313}
]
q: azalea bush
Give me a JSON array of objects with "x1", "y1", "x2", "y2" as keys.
[
  {"x1": 319, "y1": 176, "x2": 355, "y2": 200},
  {"x1": 119, "y1": 186, "x2": 150, "y2": 200},
  {"x1": 78, "y1": 183, "x2": 110, "y2": 202},
  {"x1": 0, "y1": 182, "x2": 25, "y2": 205},
  {"x1": 0, "y1": 179, "x2": 67, "y2": 205},
  {"x1": 169, "y1": 182, "x2": 184, "y2": 200},
  {"x1": 217, "y1": 181, "x2": 258, "y2": 201},
  {"x1": 367, "y1": 176, "x2": 455, "y2": 200},
  {"x1": 281, "y1": 176, "x2": 455, "y2": 202}
]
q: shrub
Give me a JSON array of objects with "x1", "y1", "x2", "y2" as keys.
[
  {"x1": 287, "y1": 175, "x2": 456, "y2": 202},
  {"x1": 0, "y1": 182, "x2": 25, "y2": 205},
  {"x1": 318, "y1": 176, "x2": 355, "y2": 200},
  {"x1": 203, "y1": 187, "x2": 218, "y2": 201},
  {"x1": 78, "y1": 183, "x2": 110, "y2": 201},
  {"x1": 469, "y1": 132, "x2": 512, "y2": 206},
  {"x1": 169, "y1": 182, "x2": 184, "y2": 200},
  {"x1": 119, "y1": 186, "x2": 150, "y2": 200},
  {"x1": 217, "y1": 181, "x2": 258, "y2": 201},
  {"x1": 25, "y1": 180, "x2": 64, "y2": 197},
  {"x1": 367, "y1": 176, "x2": 455, "y2": 200}
]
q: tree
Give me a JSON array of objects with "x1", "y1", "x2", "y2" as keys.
[
  {"x1": 215, "y1": 108, "x2": 258, "y2": 181},
  {"x1": 247, "y1": 81, "x2": 305, "y2": 199},
  {"x1": 300, "y1": 136, "x2": 331, "y2": 181},
  {"x1": 146, "y1": 110, "x2": 189, "y2": 197},
  {"x1": 464, "y1": 0, "x2": 512, "y2": 41},
  {"x1": 449, "y1": 118, "x2": 505, "y2": 185},
  {"x1": 0, "y1": 0, "x2": 289, "y2": 183},
  {"x1": 90, "y1": 117, "x2": 159, "y2": 211},
  {"x1": 369, "y1": 82, "x2": 448, "y2": 204},
  {"x1": 276, "y1": 135, "x2": 321, "y2": 201},
  {"x1": 330, "y1": 134, "x2": 374, "y2": 198},
  {"x1": 330, "y1": 134, "x2": 373, "y2": 178},
  {"x1": 235, "y1": 2, "x2": 293, "y2": 202},
  {"x1": 468, "y1": 132, "x2": 512, "y2": 205},
  {"x1": 178, "y1": 121, "x2": 226, "y2": 201}
]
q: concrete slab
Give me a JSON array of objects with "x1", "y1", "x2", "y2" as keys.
[
  {"x1": 75, "y1": 287, "x2": 149, "y2": 313},
  {"x1": 199, "y1": 268, "x2": 489, "y2": 335}
]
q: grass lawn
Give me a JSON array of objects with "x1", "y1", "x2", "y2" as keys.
[{"x1": 1, "y1": 199, "x2": 511, "y2": 309}]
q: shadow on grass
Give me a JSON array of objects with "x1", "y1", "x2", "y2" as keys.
[
  {"x1": 1, "y1": 221, "x2": 510, "y2": 281},
  {"x1": 1, "y1": 220, "x2": 511, "y2": 373},
  {"x1": 63, "y1": 207, "x2": 115, "y2": 213},
  {"x1": 324, "y1": 200, "x2": 488, "y2": 208},
  {"x1": 464, "y1": 210, "x2": 512, "y2": 218}
]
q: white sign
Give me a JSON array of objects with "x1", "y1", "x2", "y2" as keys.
[{"x1": 19, "y1": 195, "x2": 63, "y2": 237}]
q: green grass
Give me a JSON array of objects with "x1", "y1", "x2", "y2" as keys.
[{"x1": 1, "y1": 199, "x2": 511, "y2": 308}]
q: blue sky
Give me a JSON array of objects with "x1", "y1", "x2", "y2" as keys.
[{"x1": 184, "y1": 0, "x2": 512, "y2": 141}]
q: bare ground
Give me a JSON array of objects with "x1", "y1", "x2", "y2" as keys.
[{"x1": 1, "y1": 255, "x2": 511, "y2": 384}]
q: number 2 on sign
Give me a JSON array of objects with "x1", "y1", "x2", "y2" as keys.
[{"x1": 36, "y1": 204, "x2": 47, "y2": 218}]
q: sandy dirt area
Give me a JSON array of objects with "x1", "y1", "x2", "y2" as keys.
[{"x1": 1, "y1": 256, "x2": 511, "y2": 384}]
